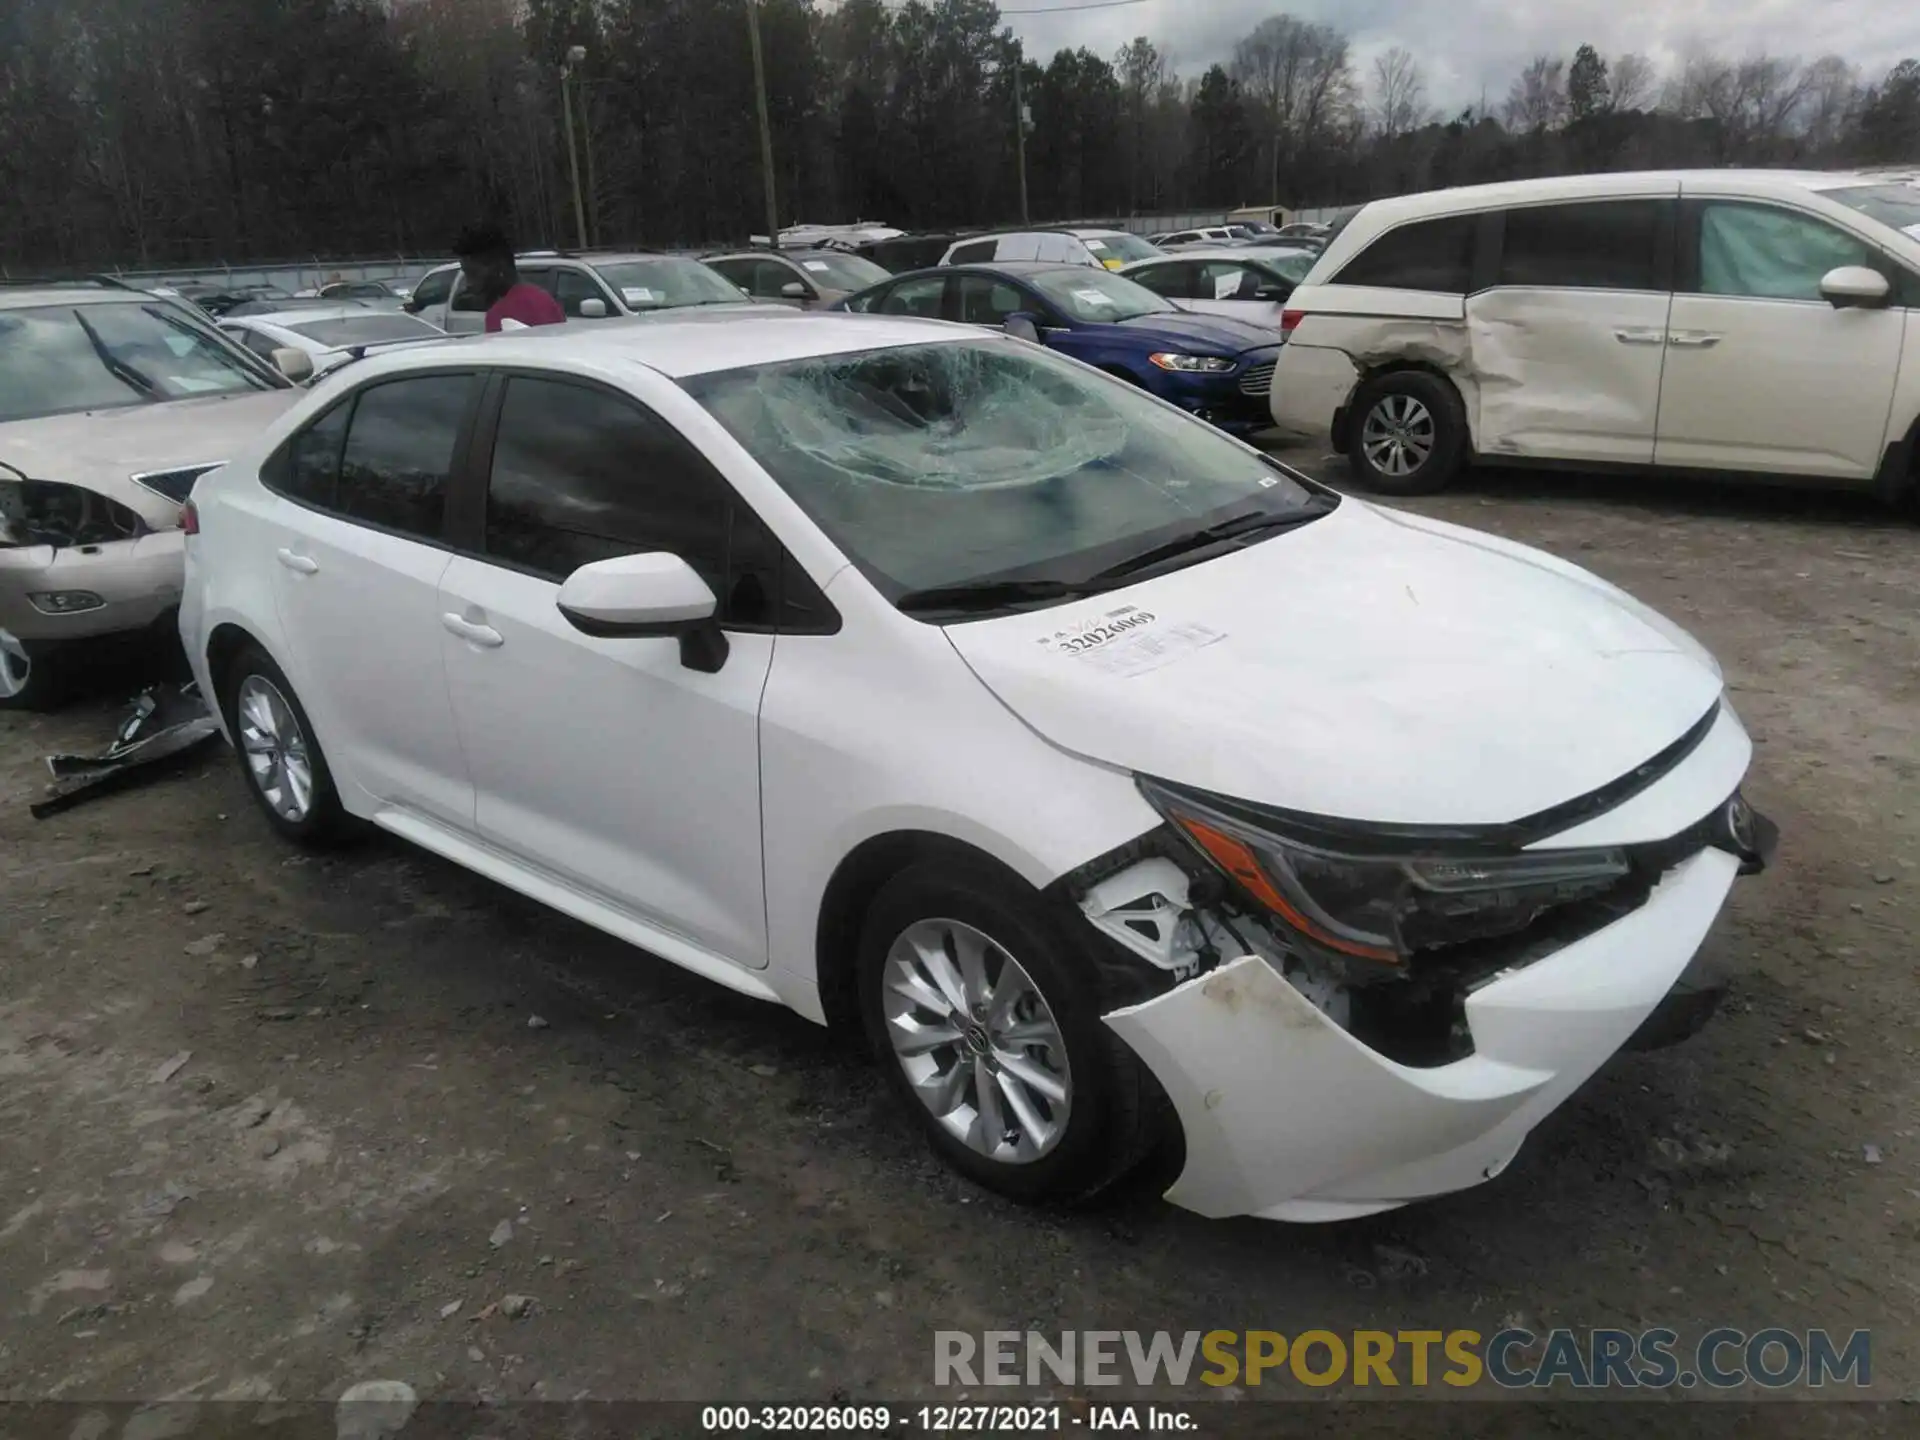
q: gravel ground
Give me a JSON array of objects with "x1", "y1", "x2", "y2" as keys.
[{"x1": 1, "y1": 448, "x2": 1914, "y2": 1437}]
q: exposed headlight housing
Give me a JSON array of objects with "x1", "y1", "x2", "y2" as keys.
[
  {"x1": 1138, "y1": 778, "x2": 1631, "y2": 966},
  {"x1": 1148, "y1": 353, "x2": 1236, "y2": 373}
]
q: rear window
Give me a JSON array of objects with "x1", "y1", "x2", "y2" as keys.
[{"x1": 1334, "y1": 215, "x2": 1476, "y2": 293}]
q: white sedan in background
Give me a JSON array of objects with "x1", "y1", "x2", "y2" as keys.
[
  {"x1": 1121, "y1": 248, "x2": 1319, "y2": 330},
  {"x1": 180, "y1": 313, "x2": 1773, "y2": 1222},
  {"x1": 219, "y1": 307, "x2": 447, "y2": 382}
]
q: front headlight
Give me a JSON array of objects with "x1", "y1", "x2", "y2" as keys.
[
  {"x1": 1139, "y1": 779, "x2": 1630, "y2": 966},
  {"x1": 1148, "y1": 352, "x2": 1236, "y2": 373}
]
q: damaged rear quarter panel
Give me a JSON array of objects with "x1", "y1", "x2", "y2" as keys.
[{"x1": 1289, "y1": 288, "x2": 1479, "y2": 443}]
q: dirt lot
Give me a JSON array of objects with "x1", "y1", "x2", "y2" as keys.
[{"x1": 2, "y1": 449, "x2": 1916, "y2": 1434}]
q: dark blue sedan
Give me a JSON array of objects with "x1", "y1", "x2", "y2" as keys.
[{"x1": 833, "y1": 263, "x2": 1283, "y2": 435}]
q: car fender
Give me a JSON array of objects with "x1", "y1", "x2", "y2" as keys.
[{"x1": 757, "y1": 577, "x2": 1162, "y2": 1024}]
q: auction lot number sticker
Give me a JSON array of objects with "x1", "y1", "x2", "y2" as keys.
[{"x1": 1035, "y1": 605, "x2": 1225, "y2": 678}]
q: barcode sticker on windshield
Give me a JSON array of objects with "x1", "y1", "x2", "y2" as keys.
[
  {"x1": 803, "y1": 261, "x2": 830, "y2": 272},
  {"x1": 1074, "y1": 289, "x2": 1114, "y2": 307},
  {"x1": 1036, "y1": 606, "x2": 1225, "y2": 678},
  {"x1": 622, "y1": 287, "x2": 655, "y2": 304}
]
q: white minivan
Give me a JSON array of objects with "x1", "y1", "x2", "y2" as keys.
[{"x1": 1270, "y1": 170, "x2": 1920, "y2": 499}]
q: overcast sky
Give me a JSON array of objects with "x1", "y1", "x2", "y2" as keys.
[{"x1": 999, "y1": 0, "x2": 1920, "y2": 111}]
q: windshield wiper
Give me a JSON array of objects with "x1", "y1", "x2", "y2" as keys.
[
  {"x1": 1090, "y1": 501, "x2": 1335, "y2": 583},
  {"x1": 73, "y1": 310, "x2": 159, "y2": 398},
  {"x1": 896, "y1": 577, "x2": 1112, "y2": 617}
]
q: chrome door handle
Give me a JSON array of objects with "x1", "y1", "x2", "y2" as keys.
[
  {"x1": 441, "y1": 613, "x2": 504, "y2": 648},
  {"x1": 275, "y1": 548, "x2": 319, "y2": 575},
  {"x1": 1667, "y1": 331, "x2": 1722, "y2": 348},
  {"x1": 1613, "y1": 327, "x2": 1666, "y2": 345}
]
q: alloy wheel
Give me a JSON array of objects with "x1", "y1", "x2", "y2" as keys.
[
  {"x1": 881, "y1": 918, "x2": 1073, "y2": 1165},
  {"x1": 0, "y1": 629, "x2": 29, "y2": 701},
  {"x1": 236, "y1": 674, "x2": 314, "y2": 822},
  {"x1": 1361, "y1": 393, "x2": 1437, "y2": 478}
]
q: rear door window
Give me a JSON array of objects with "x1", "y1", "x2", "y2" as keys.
[
  {"x1": 1129, "y1": 262, "x2": 1197, "y2": 299},
  {"x1": 1196, "y1": 260, "x2": 1263, "y2": 300},
  {"x1": 273, "y1": 400, "x2": 353, "y2": 509},
  {"x1": 947, "y1": 240, "x2": 996, "y2": 264},
  {"x1": 1499, "y1": 200, "x2": 1670, "y2": 291},
  {"x1": 334, "y1": 374, "x2": 476, "y2": 540},
  {"x1": 1334, "y1": 215, "x2": 1476, "y2": 293},
  {"x1": 955, "y1": 274, "x2": 1027, "y2": 326},
  {"x1": 874, "y1": 274, "x2": 949, "y2": 319}
]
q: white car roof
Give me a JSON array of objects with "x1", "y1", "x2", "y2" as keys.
[
  {"x1": 315, "y1": 311, "x2": 968, "y2": 385},
  {"x1": 1351, "y1": 167, "x2": 1907, "y2": 229}
]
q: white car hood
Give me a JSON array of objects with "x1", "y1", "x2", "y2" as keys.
[
  {"x1": 1, "y1": 390, "x2": 299, "y2": 526},
  {"x1": 943, "y1": 500, "x2": 1724, "y2": 827}
]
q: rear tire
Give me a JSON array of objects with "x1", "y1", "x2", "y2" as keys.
[
  {"x1": 217, "y1": 643, "x2": 352, "y2": 846},
  {"x1": 0, "y1": 632, "x2": 66, "y2": 712},
  {"x1": 857, "y1": 861, "x2": 1165, "y2": 1205},
  {"x1": 1346, "y1": 370, "x2": 1468, "y2": 496}
]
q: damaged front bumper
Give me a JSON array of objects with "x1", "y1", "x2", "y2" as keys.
[
  {"x1": 1103, "y1": 845, "x2": 1743, "y2": 1222},
  {"x1": 0, "y1": 532, "x2": 186, "y2": 642}
]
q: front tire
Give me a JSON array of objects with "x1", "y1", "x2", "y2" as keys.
[
  {"x1": 1346, "y1": 370, "x2": 1468, "y2": 496},
  {"x1": 218, "y1": 644, "x2": 351, "y2": 845},
  {"x1": 858, "y1": 862, "x2": 1165, "y2": 1205},
  {"x1": 0, "y1": 631, "x2": 66, "y2": 712}
]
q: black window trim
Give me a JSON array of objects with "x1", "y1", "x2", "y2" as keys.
[
  {"x1": 454, "y1": 366, "x2": 841, "y2": 636},
  {"x1": 260, "y1": 366, "x2": 486, "y2": 551}
]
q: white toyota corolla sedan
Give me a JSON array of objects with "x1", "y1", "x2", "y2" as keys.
[{"x1": 180, "y1": 313, "x2": 1775, "y2": 1223}]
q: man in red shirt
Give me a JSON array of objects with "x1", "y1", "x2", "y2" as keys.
[{"x1": 453, "y1": 224, "x2": 566, "y2": 334}]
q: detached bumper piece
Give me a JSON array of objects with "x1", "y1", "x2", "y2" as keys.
[
  {"x1": 1104, "y1": 847, "x2": 1744, "y2": 1222},
  {"x1": 31, "y1": 682, "x2": 220, "y2": 820}
]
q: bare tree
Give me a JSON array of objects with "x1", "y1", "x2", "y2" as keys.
[
  {"x1": 1230, "y1": 16, "x2": 1355, "y2": 198},
  {"x1": 1799, "y1": 54, "x2": 1863, "y2": 154},
  {"x1": 1370, "y1": 46, "x2": 1430, "y2": 140},
  {"x1": 1503, "y1": 55, "x2": 1568, "y2": 132},
  {"x1": 1608, "y1": 53, "x2": 1656, "y2": 112},
  {"x1": 1666, "y1": 52, "x2": 1811, "y2": 159}
]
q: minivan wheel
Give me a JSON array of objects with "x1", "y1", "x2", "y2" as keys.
[
  {"x1": 857, "y1": 862, "x2": 1165, "y2": 1205},
  {"x1": 219, "y1": 644, "x2": 350, "y2": 845},
  {"x1": 1347, "y1": 370, "x2": 1468, "y2": 496},
  {"x1": 0, "y1": 630, "x2": 65, "y2": 712}
]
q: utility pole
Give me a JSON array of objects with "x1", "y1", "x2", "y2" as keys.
[
  {"x1": 747, "y1": 0, "x2": 779, "y2": 246},
  {"x1": 1013, "y1": 40, "x2": 1030, "y2": 223},
  {"x1": 561, "y1": 45, "x2": 589, "y2": 250}
]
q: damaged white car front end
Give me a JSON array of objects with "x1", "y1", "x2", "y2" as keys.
[
  {"x1": 1, "y1": 393, "x2": 298, "y2": 706},
  {"x1": 942, "y1": 496, "x2": 1775, "y2": 1222},
  {"x1": 1081, "y1": 775, "x2": 1766, "y2": 1221}
]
